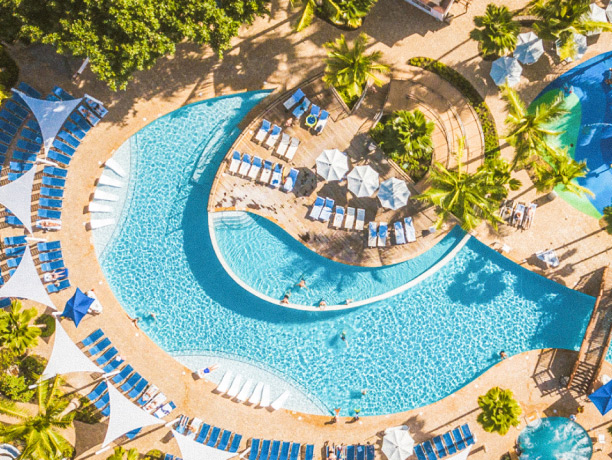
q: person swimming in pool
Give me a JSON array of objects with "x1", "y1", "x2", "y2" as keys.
[
  {"x1": 281, "y1": 291, "x2": 291, "y2": 304},
  {"x1": 297, "y1": 278, "x2": 307, "y2": 289}
]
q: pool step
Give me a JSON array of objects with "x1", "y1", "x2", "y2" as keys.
[{"x1": 213, "y1": 211, "x2": 256, "y2": 229}]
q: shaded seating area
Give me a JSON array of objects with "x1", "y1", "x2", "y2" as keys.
[
  {"x1": 414, "y1": 424, "x2": 475, "y2": 460},
  {"x1": 169, "y1": 415, "x2": 243, "y2": 453},
  {"x1": 246, "y1": 438, "x2": 315, "y2": 460}
]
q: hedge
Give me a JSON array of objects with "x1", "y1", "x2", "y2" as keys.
[
  {"x1": 0, "y1": 46, "x2": 19, "y2": 103},
  {"x1": 408, "y1": 57, "x2": 500, "y2": 156}
]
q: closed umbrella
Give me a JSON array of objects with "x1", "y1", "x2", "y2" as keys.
[
  {"x1": 556, "y1": 34, "x2": 587, "y2": 62},
  {"x1": 490, "y1": 57, "x2": 523, "y2": 87},
  {"x1": 61, "y1": 288, "x2": 94, "y2": 327},
  {"x1": 347, "y1": 165, "x2": 379, "y2": 197},
  {"x1": 316, "y1": 149, "x2": 349, "y2": 181},
  {"x1": 378, "y1": 177, "x2": 410, "y2": 210},
  {"x1": 589, "y1": 380, "x2": 612, "y2": 415},
  {"x1": 515, "y1": 32, "x2": 544, "y2": 65},
  {"x1": 588, "y1": 3, "x2": 608, "y2": 35},
  {"x1": 382, "y1": 428, "x2": 414, "y2": 460}
]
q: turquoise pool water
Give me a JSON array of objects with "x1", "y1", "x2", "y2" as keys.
[
  {"x1": 518, "y1": 417, "x2": 592, "y2": 459},
  {"x1": 98, "y1": 92, "x2": 596, "y2": 416}
]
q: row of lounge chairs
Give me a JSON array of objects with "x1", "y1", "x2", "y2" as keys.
[
  {"x1": 248, "y1": 438, "x2": 314, "y2": 460},
  {"x1": 229, "y1": 151, "x2": 299, "y2": 192},
  {"x1": 172, "y1": 416, "x2": 243, "y2": 452},
  {"x1": 368, "y1": 218, "x2": 417, "y2": 248},
  {"x1": 415, "y1": 424, "x2": 475, "y2": 460},
  {"x1": 80, "y1": 328, "x2": 175, "y2": 424},
  {"x1": 309, "y1": 199, "x2": 366, "y2": 230},
  {"x1": 326, "y1": 443, "x2": 375, "y2": 460},
  {"x1": 283, "y1": 89, "x2": 329, "y2": 134},
  {"x1": 214, "y1": 371, "x2": 290, "y2": 411},
  {"x1": 255, "y1": 120, "x2": 301, "y2": 160},
  {"x1": 500, "y1": 200, "x2": 537, "y2": 230}
]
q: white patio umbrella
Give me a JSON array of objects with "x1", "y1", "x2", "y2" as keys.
[
  {"x1": 316, "y1": 149, "x2": 349, "y2": 181},
  {"x1": 556, "y1": 33, "x2": 587, "y2": 62},
  {"x1": 382, "y1": 428, "x2": 414, "y2": 460},
  {"x1": 347, "y1": 165, "x2": 379, "y2": 197},
  {"x1": 588, "y1": 3, "x2": 608, "y2": 35},
  {"x1": 606, "y1": 2, "x2": 612, "y2": 23},
  {"x1": 514, "y1": 32, "x2": 544, "y2": 65},
  {"x1": 490, "y1": 56, "x2": 523, "y2": 87},
  {"x1": 378, "y1": 177, "x2": 410, "y2": 210}
]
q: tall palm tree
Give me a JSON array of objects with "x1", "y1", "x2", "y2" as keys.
[
  {"x1": 0, "y1": 300, "x2": 41, "y2": 355},
  {"x1": 531, "y1": 0, "x2": 612, "y2": 60},
  {"x1": 291, "y1": 0, "x2": 317, "y2": 32},
  {"x1": 534, "y1": 148, "x2": 594, "y2": 197},
  {"x1": 393, "y1": 110, "x2": 434, "y2": 160},
  {"x1": 470, "y1": 4, "x2": 520, "y2": 57},
  {"x1": 477, "y1": 387, "x2": 522, "y2": 435},
  {"x1": 479, "y1": 155, "x2": 522, "y2": 201},
  {"x1": 416, "y1": 138, "x2": 503, "y2": 231},
  {"x1": 0, "y1": 377, "x2": 74, "y2": 460},
  {"x1": 500, "y1": 85, "x2": 568, "y2": 168},
  {"x1": 323, "y1": 33, "x2": 389, "y2": 102},
  {"x1": 107, "y1": 446, "x2": 139, "y2": 460}
]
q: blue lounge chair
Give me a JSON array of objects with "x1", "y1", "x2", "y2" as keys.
[
  {"x1": 0, "y1": 109, "x2": 22, "y2": 127},
  {"x1": 217, "y1": 430, "x2": 232, "y2": 450},
  {"x1": 12, "y1": 150, "x2": 37, "y2": 162},
  {"x1": 40, "y1": 187, "x2": 64, "y2": 198},
  {"x1": 95, "y1": 347, "x2": 118, "y2": 366},
  {"x1": 5, "y1": 215, "x2": 23, "y2": 226},
  {"x1": 78, "y1": 105, "x2": 100, "y2": 126},
  {"x1": 283, "y1": 88, "x2": 305, "y2": 110},
  {"x1": 0, "y1": 120, "x2": 17, "y2": 136},
  {"x1": 9, "y1": 161, "x2": 34, "y2": 173},
  {"x1": 268, "y1": 441, "x2": 281, "y2": 460},
  {"x1": 57, "y1": 130, "x2": 80, "y2": 148},
  {"x1": 18, "y1": 82, "x2": 41, "y2": 98},
  {"x1": 346, "y1": 445, "x2": 355, "y2": 460},
  {"x1": 88, "y1": 337, "x2": 111, "y2": 355},
  {"x1": 357, "y1": 446, "x2": 366, "y2": 460},
  {"x1": 5, "y1": 245, "x2": 26, "y2": 257},
  {"x1": 25, "y1": 119, "x2": 40, "y2": 132},
  {"x1": 292, "y1": 98, "x2": 310, "y2": 119},
  {"x1": 259, "y1": 440, "x2": 271, "y2": 460},
  {"x1": 289, "y1": 444, "x2": 301, "y2": 460},
  {"x1": 7, "y1": 257, "x2": 22, "y2": 269},
  {"x1": 3, "y1": 235, "x2": 26, "y2": 246},
  {"x1": 42, "y1": 176, "x2": 66, "y2": 188},
  {"x1": 309, "y1": 196, "x2": 324, "y2": 220},
  {"x1": 248, "y1": 439, "x2": 261, "y2": 460},
  {"x1": 206, "y1": 427, "x2": 221, "y2": 447},
  {"x1": 64, "y1": 121, "x2": 85, "y2": 139},
  {"x1": 53, "y1": 86, "x2": 75, "y2": 101},
  {"x1": 70, "y1": 112, "x2": 91, "y2": 132},
  {"x1": 196, "y1": 423, "x2": 210, "y2": 443},
  {"x1": 38, "y1": 209, "x2": 61, "y2": 220},
  {"x1": 310, "y1": 105, "x2": 320, "y2": 118},
  {"x1": 164, "y1": 454, "x2": 174, "y2": 460},
  {"x1": 41, "y1": 260, "x2": 64, "y2": 272},
  {"x1": 93, "y1": 390, "x2": 110, "y2": 414},
  {"x1": 16, "y1": 139, "x2": 40, "y2": 152},
  {"x1": 37, "y1": 241, "x2": 61, "y2": 252},
  {"x1": 423, "y1": 441, "x2": 437, "y2": 460},
  {"x1": 319, "y1": 198, "x2": 334, "y2": 222},
  {"x1": 460, "y1": 424, "x2": 474, "y2": 446},
  {"x1": 366, "y1": 445, "x2": 375, "y2": 460},
  {"x1": 442, "y1": 433, "x2": 457, "y2": 455},
  {"x1": 43, "y1": 166, "x2": 68, "y2": 178},
  {"x1": 6, "y1": 100, "x2": 29, "y2": 119},
  {"x1": 52, "y1": 139, "x2": 75, "y2": 156},
  {"x1": 0, "y1": 143, "x2": 7, "y2": 154},
  {"x1": 433, "y1": 436, "x2": 447, "y2": 458},
  {"x1": 128, "y1": 378, "x2": 148, "y2": 398},
  {"x1": 125, "y1": 427, "x2": 141, "y2": 439},
  {"x1": 414, "y1": 445, "x2": 427, "y2": 460},
  {"x1": 111, "y1": 365, "x2": 134, "y2": 384},
  {"x1": 40, "y1": 197, "x2": 63, "y2": 209},
  {"x1": 378, "y1": 222, "x2": 388, "y2": 247},
  {"x1": 452, "y1": 428, "x2": 466, "y2": 450},
  {"x1": 85, "y1": 382, "x2": 107, "y2": 402},
  {"x1": 282, "y1": 168, "x2": 298, "y2": 192},
  {"x1": 81, "y1": 328, "x2": 104, "y2": 346},
  {"x1": 84, "y1": 96, "x2": 108, "y2": 118},
  {"x1": 278, "y1": 442, "x2": 290, "y2": 460},
  {"x1": 0, "y1": 298, "x2": 12, "y2": 309},
  {"x1": 20, "y1": 129, "x2": 42, "y2": 144},
  {"x1": 0, "y1": 131, "x2": 12, "y2": 145},
  {"x1": 229, "y1": 434, "x2": 243, "y2": 453},
  {"x1": 38, "y1": 249, "x2": 62, "y2": 263},
  {"x1": 119, "y1": 373, "x2": 142, "y2": 393},
  {"x1": 304, "y1": 445, "x2": 314, "y2": 460},
  {"x1": 102, "y1": 357, "x2": 124, "y2": 374},
  {"x1": 255, "y1": 119, "x2": 271, "y2": 143}
]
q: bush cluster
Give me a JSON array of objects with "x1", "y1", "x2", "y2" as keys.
[
  {"x1": 0, "y1": 46, "x2": 18, "y2": 104},
  {"x1": 35, "y1": 313, "x2": 56, "y2": 338},
  {"x1": 0, "y1": 352, "x2": 47, "y2": 403},
  {"x1": 74, "y1": 396, "x2": 103, "y2": 424},
  {"x1": 408, "y1": 57, "x2": 500, "y2": 156}
]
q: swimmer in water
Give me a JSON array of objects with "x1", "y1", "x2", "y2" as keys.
[{"x1": 297, "y1": 278, "x2": 307, "y2": 289}]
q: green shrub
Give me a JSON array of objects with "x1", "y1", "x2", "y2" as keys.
[
  {"x1": 145, "y1": 449, "x2": 163, "y2": 460},
  {"x1": 0, "y1": 46, "x2": 18, "y2": 104},
  {"x1": 408, "y1": 57, "x2": 499, "y2": 156},
  {"x1": 19, "y1": 354, "x2": 46, "y2": 385},
  {"x1": 0, "y1": 373, "x2": 35, "y2": 402},
  {"x1": 35, "y1": 313, "x2": 56, "y2": 338},
  {"x1": 74, "y1": 396, "x2": 103, "y2": 424},
  {"x1": 603, "y1": 206, "x2": 612, "y2": 235}
]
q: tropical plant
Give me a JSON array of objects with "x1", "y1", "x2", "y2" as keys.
[
  {"x1": 416, "y1": 138, "x2": 504, "y2": 231},
  {"x1": 479, "y1": 155, "x2": 522, "y2": 201},
  {"x1": 500, "y1": 85, "x2": 568, "y2": 168},
  {"x1": 291, "y1": 0, "x2": 317, "y2": 31},
  {"x1": 323, "y1": 33, "x2": 389, "y2": 106},
  {"x1": 477, "y1": 387, "x2": 522, "y2": 435},
  {"x1": 0, "y1": 377, "x2": 75, "y2": 459},
  {"x1": 107, "y1": 446, "x2": 139, "y2": 460},
  {"x1": 604, "y1": 205, "x2": 612, "y2": 235},
  {"x1": 533, "y1": 148, "x2": 594, "y2": 197},
  {"x1": 0, "y1": 301, "x2": 41, "y2": 355},
  {"x1": 291, "y1": 0, "x2": 376, "y2": 31},
  {"x1": 530, "y1": 0, "x2": 612, "y2": 61},
  {"x1": 470, "y1": 4, "x2": 520, "y2": 57}
]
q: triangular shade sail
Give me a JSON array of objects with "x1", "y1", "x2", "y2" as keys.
[
  {"x1": 378, "y1": 177, "x2": 410, "y2": 210},
  {"x1": 446, "y1": 446, "x2": 472, "y2": 460},
  {"x1": 347, "y1": 165, "x2": 379, "y2": 197},
  {"x1": 102, "y1": 383, "x2": 164, "y2": 447},
  {"x1": 0, "y1": 245, "x2": 55, "y2": 309},
  {"x1": 0, "y1": 166, "x2": 36, "y2": 233},
  {"x1": 12, "y1": 89, "x2": 83, "y2": 155},
  {"x1": 62, "y1": 288, "x2": 94, "y2": 327},
  {"x1": 41, "y1": 319, "x2": 102, "y2": 380},
  {"x1": 589, "y1": 380, "x2": 612, "y2": 415},
  {"x1": 172, "y1": 430, "x2": 237, "y2": 460}
]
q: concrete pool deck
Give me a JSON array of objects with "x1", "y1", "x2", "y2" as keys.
[{"x1": 3, "y1": 0, "x2": 612, "y2": 457}]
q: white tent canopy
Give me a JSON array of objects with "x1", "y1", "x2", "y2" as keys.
[
  {"x1": 0, "y1": 245, "x2": 55, "y2": 309},
  {"x1": 0, "y1": 166, "x2": 36, "y2": 233},
  {"x1": 316, "y1": 149, "x2": 349, "y2": 181},
  {"x1": 41, "y1": 319, "x2": 102, "y2": 380},
  {"x1": 382, "y1": 427, "x2": 414, "y2": 460},
  {"x1": 172, "y1": 430, "x2": 237, "y2": 460},
  {"x1": 11, "y1": 89, "x2": 83, "y2": 155},
  {"x1": 378, "y1": 177, "x2": 410, "y2": 210},
  {"x1": 102, "y1": 383, "x2": 164, "y2": 447},
  {"x1": 588, "y1": 3, "x2": 608, "y2": 35},
  {"x1": 347, "y1": 165, "x2": 379, "y2": 197}
]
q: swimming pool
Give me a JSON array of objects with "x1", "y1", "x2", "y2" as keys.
[
  {"x1": 532, "y1": 51, "x2": 612, "y2": 218},
  {"x1": 518, "y1": 417, "x2": 592, "y2": 459},
  {"x1": 96, "y1": 92, "x2": 596, "y2": 416}
]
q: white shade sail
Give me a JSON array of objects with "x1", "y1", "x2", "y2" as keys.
[
  {"x1": 382, "y1": 428, "x2": 414, "y2": 460},
  {"x1": 588, "y1": 4, "x2": 608, "y2": 35},
  {"x1": 347, "y1": 165, "x2": 379, "y2": 197},
  {"x1": 172, "y1": 430, "x2": 237, "y2": 460},
  {"x1": 490, "y1": 57, "x2": 523, "y2": 87},
  {"x1": 378, "y1": 177, "x2": 410, "y2": 210},
  {"x1": 102, "y1": 383, "x2": 164, "y2": 447},
  {"x1": 0, "y1": 245, "x2": 55, "y2": 309},
  {"x1": 447, "y1": 446, "x2": 472, "y2": 460},
  {"x1": 515, "y1": 32, "x2": 544, "y2": 65},
  {"x1": 11, "y1": 89, "x2": 83, "y2": 155},
  {"x1": 0, "y1": 166, "x2": 36, "y2": 233},
  {"x1": 556, "y1": 34, "x2": 587, "y2": 61},
  {"x1": 41, "y1": 319, "x2": 102, "y2": 380},
  {"x1": 316, "y1": 149, "x2": 349, "y2": 181}
]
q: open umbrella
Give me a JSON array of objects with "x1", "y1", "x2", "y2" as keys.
[
  {"x1": 316, "y1": 149, "x2": 349, "y2": 181},
  {"x1": 515, "y1": 32, "x2": 544, "y2": 65},
  {"x1": 382, "y1": 428, "x2": 414, "y2": 460},
  {"x1": 556, "y1": 34, "x2": 587, "y2": 62},
  {"x1": 61, "y1": 288, "x2": 94, "y2": 327},
  {"x1": 378, "y1": 177, "x2": 410, "y2": 210},
  {"x1": 589, "y1": 380, "x2": 612, "y2": 415},
  {"x1": 490, "y1": 57, "x2": 523, "y2": 87},
  {"x1": 347, "y1": 165, "x2": 379, "y2": 197},
  {"x1": 588, "y1": 3, "x2": 608, "y2": 35}
]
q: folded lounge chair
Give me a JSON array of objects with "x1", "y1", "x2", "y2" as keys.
[
  {"x1": 38, "y1": 209, "x2": 61, "y2": 220},
  {"x1": 238, "y1": 154, "x2": 252, "y2": 176},
  {"x1": 344, "y1": 207, "x2": 355, "y2": 229},
  {"x1": 285, "y1": 137, "x2": 299, "y2": 161},
  {"x1": 270, "y1": 390, "x2": 290, "y2": 411},
  {"x1": 259, "y1": 384, "x2": 271, "y2": 408},
  {"x1": 355, "y1": 208, "x2": 365, "y2": 231},
  {"x1": 276, "y1": 133, "x2": 290, "y2": 157},
  {"x1": 248, "y1": 156, "x2": 262, "y2": 180},
  {"x1": 88, "y1": 337, "x2": 111, "y2": 356},
  {"x1": 404, "y1": 217, "x2": 416, "y2": 243},
  {"x1": 229, "y1": 151, "x2": 241, "y2": 174},
  {"x1": 43, "y1": 166, "x2": 67, "y2": 178},
  {"x1": 248, "y1": 382, "x2": 264, "y2": 405},
  {"x1": 235, "y1": 378, "x2": 254, "y2": 403},
  {"x1": 292, "y1": 98, "x2": 310, "y2": 119},
  {"x1": 255, "y1": 119, "x2": 271, "y2": 143},
  {"x1": 282, "y1": 168, "x2": 299, "y2": 192},
  {"x1": 39, "y1": 250, "x2": 62, "y2": 262},
  {"x1": 215, "y1": 371, "x2": 234, "y2": 395},
  {"x1": 283, "y1": 88, "x2": 305, "y2": 110},
  {"x1": 260, "y1": 161, "x2": 273, "y2": 184},
  {"x1": 120, "y1": 373, "x2": 142, "y2": 393},
  {"x1": 332, "y1": 206, "x2": 345, "y2": 228},
  {"x1": 41, "y1": 260, "x2": 64, "y2": 272},
  {"x1": 368, "y1": 222, "x2": 377, "y2": 247},
  {"x1": 270, "y1": 165, "x2": 283, "y2": 188},
  {"x1": 265, "y1": 125, "x2": 281, "y2": 149},
  {"x1": 128, "y1": 378, "x2": 148, "y2": 399},
  {"x1": 226, "y1": 374, "x2": 243, "y2": 398},
  {"x1": 319, "y1": 198, "x2": 334, "y2": 222},
  {"x1": 394, "y1": 221, "x2": 406, "y2": 245}
]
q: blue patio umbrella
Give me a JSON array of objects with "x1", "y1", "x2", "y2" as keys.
[
  {"x1": 61, "y1": 288, "x2": 94, "y2": 327},
  {"x1": 588, "y1": 380, "x2": 612, "y2": 415},
  {"x1": 490, "y1": 57, "x2": 523, "y2": 87},
  {"x1": 515, "y1": 32, "x2": 544, "y2": 65}
]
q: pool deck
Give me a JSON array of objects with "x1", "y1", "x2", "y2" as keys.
[{"x1": 3, "y1": 0, "x2": 612, "y2": 457}]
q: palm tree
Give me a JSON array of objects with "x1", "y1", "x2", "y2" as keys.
[
  {"x1": 534, "y1": 148, "x2": 594, "y2": 197},
  {"x1": 323, "y1": 33, "x2": 389, "y2": 103},
  {"x1": 0, "y1": 300, "x2": 41, "y2": 355},
  {"x1": 531, "y1": 0, "x2": 612, "y2": 60},
  {"x1": 0, "y1": 377, "x2": 74, "y2": 459},
  {"x1": 479, "y1": 155, "x2": 522, "y2": 201},
  {"x1": 470, "y1": 4, "x2": 520, "y2": 57},
  {"x1": 477, "y1": 387, "x2": 522, "y2": 435},
  {"x1": 500, "y1": 85, "x2": 568, "y2": 168},
  {"x1": 416, "y1": 138, "x2": 503, "y2": 231},
  {"x1": 291, "y1": 0, "x2": 317, "y2": 32},
  {"x1": 107, "y1": 446, "x2": 139, "y2": 460}
]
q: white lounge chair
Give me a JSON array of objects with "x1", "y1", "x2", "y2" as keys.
[
  {"x1": 255, "y1": 119, "x2": 271, "y2": 143},
  {"x1": 404, "y1": 217, "x2": 416, "y2": 242},
  {"x1": 104, "y1": 158, "x2": 126, "y2": 177},
  {"x1": 229, "y1": 150, "x2": 241, "y2": 174},
  {"x1": 368, "y1": 222, "x2": 377, "y2": 247},
  {"x1": 394, "y1": 221, "x2": 406, "y2": 245},
  {"x1": 215, "y1": 371, "x2": 233, "y2": 394},
  {"x1": 276, "y1": 133, "x2": 290, "y2": 157},
  {"x1": 332, "y1": 206, "x2": 345, "y2": 228},
  {"x1": 89, "y1": 202, "x2": 112, "y2": 213},
  {"x1": 523, "y1": 203, "x2": 537, "y2": 229},
  {"x1": 344, "y1": 207, "x2": 355, "y2": 229},
  {"x1": 98, "y1": 174, "x2": 122, "y2": 188},
  {"x1": 282, "y1": 168, "x2": 299, "y2": 192},
  {"x1": 378, "y1": 222, "x2": 388, "y2": 247},
  {"x1": 248, "y1": 382, "x2": 264, "y2": 405},
  {"x1": 265, "y1": 125, "x2": 281, "y2": 149},
  {"x1": 319, "y1": 198, "x2": 334, "y2": 222},
  {"x1": 236, "y1": 379, "x2": 254, "y2": 403},
  {"x1": 260, "y1": 160, "x2": 273, "y2": 183},
  {"x1": 355, "y1": 208, "x2": 365, "y2": 231},
  {"x1": 512, "y1": 203, "x2": 525, "y2": 227},
  {"x1": 309, "y1": 197, "x2": 324, "y2": 220},
  {"x1": 94, "y1": 189, "x2": 118, "y2": 201},
  {"x1": 186, "y1": 418, "x2": 202, "y2": 439},
  {"x1": 248, "y1": 156, "x2": 262, "y2": 180},
  {"x1": 270, "y1": 390, "x2": 290, "y2": 411},
  {"x1": 144, "y1": 393, "x2": 167, "y2": 413},
  {"x1": 90, "y1": 218, "x2": 115, "y2": 229},
  {"x1": 238, "y1": 154, "x2": 252, "y2": 176},
  {"x1": 314, "y1": 110, "x2": 329, "y2": 134},
  {"x1": 259, "y1": 385, "x2": 271, "y2": 408},
  {"x1": 285, "y1": 137, "x2": 299, "y2": 160},
  {"x1": 270, "y1": 164, "x2": 283, "y2": 188},
  {"x1": 283, "y1": 88, "x2": 305, "y2": 111},
  {"x1": 226, "y1": 374, "x2": 243, "y2": 398}
]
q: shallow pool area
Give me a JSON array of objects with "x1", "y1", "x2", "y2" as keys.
[
  {"x1": 95, "y1": 92, "x2": 596, "y2": 416},
  {"x1": 518, "y1": 417, "x2": 592, "y2": 459}
]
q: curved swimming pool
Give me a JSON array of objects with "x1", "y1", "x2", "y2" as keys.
[{"x1": 95, "y1": 92, "x2": 596, "y2": 416}]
